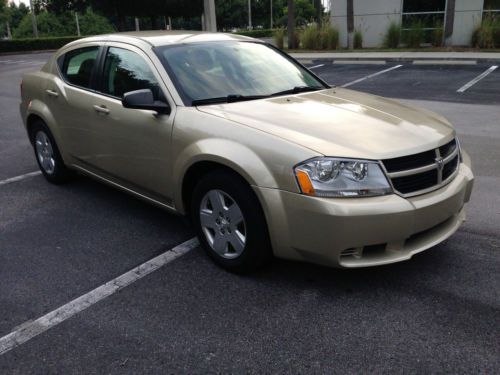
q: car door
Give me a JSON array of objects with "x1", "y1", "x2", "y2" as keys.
[
  {"x1": 45, "y1": 44, "x2": 102, "y2": 163},
  {"x1": 87, "y1": 43, "x2": 176, "y2": 203}
]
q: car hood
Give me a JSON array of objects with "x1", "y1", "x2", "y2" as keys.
[{"x1": 197, "y1": 88, "x2": 455, "y2": 160}]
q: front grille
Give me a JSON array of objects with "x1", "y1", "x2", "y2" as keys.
[
  {"x1": 443, "y1": 155, "x2": 459, "y2": 180},
  {"x1": 383, "y1": 150, "x2": 436, "y2": 173},
  {"x1": 382, "y1": 138, "x2": 459, "y2": 197},
  {"x1": 392, "y1": 169, "x2": 438, "y2": 194}
]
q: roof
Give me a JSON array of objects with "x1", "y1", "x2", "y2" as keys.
[{"x1": 73, "y1": 31, "x2": 257, "y2": 47}]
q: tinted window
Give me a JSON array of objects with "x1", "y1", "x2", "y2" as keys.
[
  {"x1": 60, "y1": 46, "x2": 99, "y2": 89},
  {"x1": 102, "y1": 47, "x2": 160, "y2": 98}
]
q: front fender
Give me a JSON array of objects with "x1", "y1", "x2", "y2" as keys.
[{"x1": 172, "y1": 138, "x2": 278, "y2": 214}]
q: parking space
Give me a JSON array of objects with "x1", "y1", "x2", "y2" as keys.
[
  {"x1": 305, "y1": 61, "x2": 500, "y2": 105},
  {"x1": 1, "y1": 53, "x2": 499, "y2": 372}
]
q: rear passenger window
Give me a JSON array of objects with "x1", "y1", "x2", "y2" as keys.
[
  {"x1": 59, "y1": 47, "x2": 99, "y2": 89},
  {"x1": 102, "y1": 47, "x2": 160, "y2": 98}
]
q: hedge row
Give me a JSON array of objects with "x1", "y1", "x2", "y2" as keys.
[
  {"x1": 0, "y1": 36, "x2": 81, "y2": 53},
  {"x1": 233, "y1": 29, "x2": 275, "y2": 38}
]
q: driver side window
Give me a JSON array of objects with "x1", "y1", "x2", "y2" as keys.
[{"x1": 102, "y1": 47, "x2": 160, "y2": 99}]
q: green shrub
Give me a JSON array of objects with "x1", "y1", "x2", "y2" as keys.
[
  {"x1": 354, "y1": 29, "x2": 363, "y2": 49},
  {"x1": 404, "y1": 21, "x2": 425, "y2": 48},
  {"x1": 0, "y1": 36, "x2": 81, "y2": 53},
  {"x1": 320, "y1": 25, "x2": 339, "y2": 50},
  {"x1": 78, "y1": 10, "x2": 115, "y2": 35},
  {"x1": 301, "y1": 24, "x2": 321, "y2": 50},
  {"x1": 432, "y1": 26, "x2": 444, "y2": 47},
  {"x1": 13, "y1": 11, "x2": 75, "y2": 38},
  {"x1": 234, "y1": 28, "x2": 275, "y2": 38},
  {"x1": 383, "y1": 22, "x2": 400, "y2": 48},
  {"x1": 12, "y1": 9, "x2": 114, "y2": 39},
  {"x1": 273, "y1": 28, "x2": 285, "y2": 49},
  {"x1": 472, "y1": 16, "x2": 500, "y2": 48}
]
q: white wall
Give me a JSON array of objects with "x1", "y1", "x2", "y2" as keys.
[
  {"x1": 330, "y1": 0, "x2": 486, "y2": 48},
  {"x1": 450, "y1": 0, "x2": 483, "y2": 46},
  {"x1": 331, "y1": 0, "x2": 402, "y2": 48},
  {"x1": 330, "y1": 0, "x2": 349, "y2": 47}
]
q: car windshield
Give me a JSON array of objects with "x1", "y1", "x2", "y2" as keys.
[{"x1": 155, "y1": 41, "x2": 326, "y2": 105}]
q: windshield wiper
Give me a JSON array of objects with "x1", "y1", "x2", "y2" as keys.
[
  {"x1": 192, "y1": 94, "x2": 268, "y2": 106},
  {"x1": 269, "y1": 86, "x2": 323, "y2": 97},
  {"x1": 191, "y1": 87, "x2": 323, "y2": 106}
]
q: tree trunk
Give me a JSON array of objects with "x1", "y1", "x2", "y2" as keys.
[
  {"x1": 6, "y1": 21, "x2": 12, "y2": 39},
  {"x1": 287, "y1": 0, "x2": 295, "y2": 49},
  {"x1": 347, "y1": 0, "x2": 354, "y2": 49},
  {"x1": 314, "y1": 0, "x2": 322, "y2": 27}
]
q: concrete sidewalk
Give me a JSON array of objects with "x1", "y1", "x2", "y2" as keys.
[{"x1": 290, "y1": 51, "x2": 500, "y2": 63}]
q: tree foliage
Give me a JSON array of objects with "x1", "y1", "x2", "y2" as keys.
[{"x1": 13, "y1": 8, "x2": 114, "y2": 38}]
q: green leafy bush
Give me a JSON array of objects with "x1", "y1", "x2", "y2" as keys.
[
  {"x1": 383, "y1": 22, "x2": 400, "y2": 48},
  {"x1": 299, "y1": 24, "x2": 339, "y2": 50},
  {"x1": 432, "y1": 26, "x2": 444, "y2": 47},
  {"x1": 404, "y1": 21, "x2": 425, "y2": 48},
  {"x1": 79, "y1": 10, "x2": 115, "y2": 35},
  {"x1": 354, "y1": 30, "x2": 363, "y2": 49},
  {"x1": 472, "y1": 16, "x2": 500, "y2": 48},
  {"x1": 12, "y1": 9, "x2": 114, "y2": 39},
  {"x1": 301, "y1": 24, "x2": 320, "y2": 49},
  {"x1": 273, "y1": 28, "x2": 285, "y2": 49},
  {"x1": 320, "y1": 24, "x2": 339, "y2": 50},
  {"x1": 0, "y1": 36, "x2": 81, "y2": 53},
  {"x1": 13, "y1": 11, "x2": 74, "y2": 38}
]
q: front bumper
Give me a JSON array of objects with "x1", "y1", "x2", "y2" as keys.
[{"x1": 254, "y1": 154, "x2": 474, "y2": 268}]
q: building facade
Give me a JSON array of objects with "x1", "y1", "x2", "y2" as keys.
[{"x1": 330, "y1": 0, "x2": 498, "y2": 47}]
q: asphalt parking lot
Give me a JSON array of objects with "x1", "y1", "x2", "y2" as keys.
[{"x1": 0, "y1": 52, "x2": 499, "y2": 373}]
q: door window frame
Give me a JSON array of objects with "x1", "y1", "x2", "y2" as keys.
[
  {"x1": 92, "y1": 42, "x2": 174, "y2": 110},
  {"x1": 56, "y1": 43, "x2": 105, "y2": 92}
]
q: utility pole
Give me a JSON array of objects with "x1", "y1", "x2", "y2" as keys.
[
  {"x1": 75, "y1": 12, "x2": 81, "y2": 36},
  {"x1": 248, "y1": 0, "x2": 252, "y2": 29},
  {"x1": 270, "y1": 0, "x2": 273, "y2": 29},
  {"x1": 29, "y1": 0, "x2": 38, "y2": 38}
]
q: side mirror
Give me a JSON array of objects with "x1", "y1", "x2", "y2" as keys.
[{"x1": 122, "y1": 89, "x2": 170, "y2": 115}]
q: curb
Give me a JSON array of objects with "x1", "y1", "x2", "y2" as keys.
[
  {"x1": 291, "y1": 56, "x2": 500, "y2": 65},
  {"x1": 293, "y1": 56, "x2": 500, "y2": 65}
]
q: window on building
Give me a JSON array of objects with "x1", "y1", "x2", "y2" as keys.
[
  {"x1": 484, "y1": 0, "x2": 500, "y2": 11},
  {"x1": 402, "y1": 0, "x2": 446, "y2": 44}
]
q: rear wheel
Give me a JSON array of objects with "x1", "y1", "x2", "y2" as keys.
[
  {"x1": 191, "y1": 170, "x2": 272, "y2": 273},
  {"x1": 30, "y1": 120, "x2": 72, "y2": 184}
]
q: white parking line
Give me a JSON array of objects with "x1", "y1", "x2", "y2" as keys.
[
  {"x1": 0, "y1": 171, "x2": 41, "y2": 186},
  {"x1": 457, "y1": 65, "x2": 498, "y2": 93},
  {"x1": 341, "y1": 64, "x2": 403, "y2": 88},
  {"x1": 0, "y1": 237, "x2": 199, "y2": 356},
  {"x1": 309, "y1": 63, "x2": 325, "y2": 70}
]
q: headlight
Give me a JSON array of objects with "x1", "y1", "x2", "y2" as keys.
[{"x1": 294, "y1": 158, "x2": 392, "y2": 197}]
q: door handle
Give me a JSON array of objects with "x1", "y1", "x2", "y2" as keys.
[
  {"x1": 45, "y1": 89, "x2": 59, "y2": 97},
  {"x1": 93, "y1": 105, "x2": 110, "y2": 115}
]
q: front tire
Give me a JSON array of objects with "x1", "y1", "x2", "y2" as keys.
[
  {"x1": 30, "y1": 120, "x2": 72, "y2": 184},
  {"x1": 191, "y1": 170, "x2": 272, "y2": 273}
]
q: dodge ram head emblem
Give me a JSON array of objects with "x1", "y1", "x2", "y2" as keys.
[{"x1": 435, "y1": 156, "x2": 444, "y2": 170}]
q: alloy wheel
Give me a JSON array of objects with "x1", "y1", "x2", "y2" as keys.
[{"x1": 199, "y1": 189, "x2": 247, "y2": 259}]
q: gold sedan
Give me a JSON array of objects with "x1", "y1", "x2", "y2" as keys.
[{"x1": 20, "y1": 32, "x2": 474, "y2": 272}]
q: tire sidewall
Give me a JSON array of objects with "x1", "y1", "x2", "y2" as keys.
[
  {"x1": 30, "y1": 120, "x2": 69, "y2": 184},
  {"x1": 191, "y1": 170, "x2": 272, "y2": 272}
]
